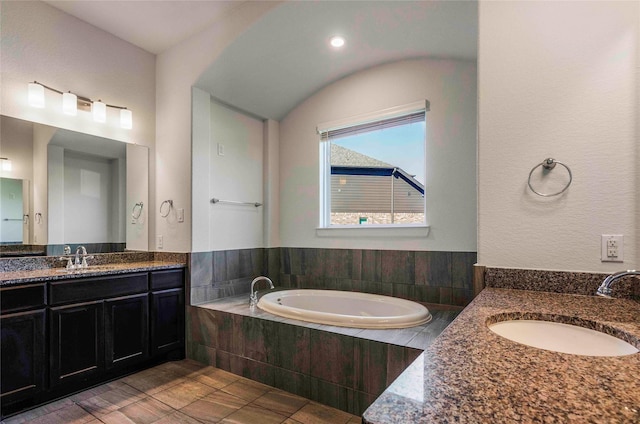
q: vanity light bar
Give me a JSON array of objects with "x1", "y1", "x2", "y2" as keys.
[
  {"x1": 0, "y1": 157, "x2": 12, "y2": 172},
  {"x1": 27, "y1": 81, "x2": 133, "y2": 129}
]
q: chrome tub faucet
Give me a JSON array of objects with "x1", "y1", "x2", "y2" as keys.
[
  {"x1": 250, "y1": 276, "x2": 274, "y2": 307},
  {"x1": 596, "y1": 270, "x2": 640, "y2": 298}
]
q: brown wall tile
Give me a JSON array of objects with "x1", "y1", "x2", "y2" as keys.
[
  {"x1": 309, "y1": 331, "x2": 354, "y2": 388},
  {"x1": 381, "y1": 250, "x2": 415, "y2": 284}
]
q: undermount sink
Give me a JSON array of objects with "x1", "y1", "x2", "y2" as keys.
[
  {"x1": 55, "y1": 265, "x2": 116, "y2": 273},
  {"x1": 488, "y1": 319, "x2": 639, "y2": 357}
]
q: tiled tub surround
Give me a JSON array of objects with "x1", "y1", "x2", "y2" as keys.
[
  {"x1": 0, "y1": 251, "x2": 187, "y2": 285},
  {"x1": 190, "y1": 248, "x2": 280, "y2": 303},
  {"x1": 363, "y1": 288, "x2": 640, "y2": 423},
  {"x1": 190, "y1": 248, "x2": 477, "y2": 307},
  {"x1": 187, "y1": 295, "x2": 459, "y2": 416}
]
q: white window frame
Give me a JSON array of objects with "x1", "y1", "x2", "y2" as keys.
[{"x1": 316, "y1": 100, "x2": 430, "y2": 237}]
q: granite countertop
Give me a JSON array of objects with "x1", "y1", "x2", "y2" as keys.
[
  {"x1": 363, "y1": 288, "x2": 640, "y2": 423},
  {"x1": 0, "y1": 261, "x2": 186, "y2": 286}
]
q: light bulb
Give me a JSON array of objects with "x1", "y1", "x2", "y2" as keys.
[
  {"x1": 330, "y1": 36, "x2": 345, "y2": 48},
  {"x1": 1, "y1": 159, "x2": 12, "y2": 172},
  {"x1": 62, "y1": 92, "x2": 77, "y2": 116},
  {"x1": 120, "y1": 109, "x2": 132, "y2": 129},
  {"x1": 93, "y1": 100, "x2": 106, "y2": 123},
  {"x1": 28, "y1": 82, "x2": 45, "y2": 108}
]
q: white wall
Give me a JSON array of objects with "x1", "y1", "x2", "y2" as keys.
[
  {"x1": 62, "y1": 152, "x2": 120, "y2": 243},
  {"x1": 1, "y1": 116, "x2": 34, "y2": 241},
  {"x1": 0, "y1": 178, "x2": 24, "y2": 242},
  {"x1": 0, "y1": 1, "x2": 155, "y2": 146},
  {"x1": 191, "y1": 91, "x2": 279, "y2": 253},
  {"x1": 0, "y1": 116, "x2": 33, "y2": 182},
  {"x1": 156, "y1": 1, "x2": 279, "y2": 252},
  {"x1": 477, "y1": 1, "x2": 639, "y2": 272},
  {"x1": 48, "y1": 147, "x2": 125, "y2": 245},
  {"x1": 263, "y1": 119, "x2": 281, "y2": 248},
  {"x1": 126, "y1": 144, "x2": 149, "y2": 250},
  {"x1": 47, "y1": 145, "x2": 64, "y2": 244},
  {"x1": 191, "y1": 87, "x2": 212, "y2": 252},
  {"x1": 208, "y1": 101, "x2": 264, "y2": 250},
  {"x1": 637, "y1": 2, "x2": 640, "y2": 270},
  {"x1": 192, "y1": 89, "x2": 267, "y2": 252},
  {"x1": 0, "y1": 0, "x2": 156, "y2": 247},
  {"x1": 279, "y1": 59, "x2": 477, "y2": 251},
  {"x1": 33, "y1": 124, "x2": 56, "y2": 244}
]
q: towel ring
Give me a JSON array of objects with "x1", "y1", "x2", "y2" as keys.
[
  {"x1": 132, "y1": 202, "x2": 144, "y2": 220},
  {"x1": 527, "y1": 158, "x2": 572, "y2": 197},
  {"x1": 160, "y1": 200, "x2": 173, "y2": 218}
]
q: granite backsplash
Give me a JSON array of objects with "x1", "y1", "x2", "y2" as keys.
[
  {"x1": 483, "y1": 266, "x2": 639, "y2": 301},
  {"x1": 0, "y1": 251, "x2": 186, "y2": 273}
]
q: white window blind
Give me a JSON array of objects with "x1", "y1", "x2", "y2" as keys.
[{"x1": 320, "y1": 110, "x2": 426, "y2": 141}]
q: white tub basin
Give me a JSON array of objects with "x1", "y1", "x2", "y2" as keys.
[
  {"x1": 257, "y1": 289, "x2": 431, "y2": 329},
  {"x1": 488, "y1": 320, "x2": 638, "y2": 357}
]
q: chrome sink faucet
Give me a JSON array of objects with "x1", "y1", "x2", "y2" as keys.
[
  {"x1": 596, "y1": 270, "x2": 640, "y2": 298},
  {"x1": 250, "y1": 276, "x2": 274, "y2": 307},
  {"x1": 74, "y1": 246, "x2": 93, "y2": 268},
  {"x1": 58, "y1": 245, "x2": 74, "y2": 269}
]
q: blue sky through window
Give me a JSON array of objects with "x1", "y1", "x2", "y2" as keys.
[{"x1": 332, "y1": 121, "x2": 425, "y2": 184}]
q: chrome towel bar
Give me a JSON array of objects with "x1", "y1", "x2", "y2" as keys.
[{"x1": 211, "y1": 198, "x2": 262, "y2": 207}]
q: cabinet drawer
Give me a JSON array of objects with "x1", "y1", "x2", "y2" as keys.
[
  {"x1": 150, "y1": 269, "x2": 184, "y2": 290},
  {"x1": 1, "y1": 284, "x2": 46, "y2": 314},
  {"x1": 50, "y1": 273, "x2": 148, "y2": 306}
]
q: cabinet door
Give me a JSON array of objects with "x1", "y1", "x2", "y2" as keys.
[
  {"x1": 49, "y1": 301, "x2": 104, "y2": 387},
  {"x1": 151, "y1": 288, "x2": 184, "y2": 356},
  {"x1": 105, "y1": 294, "x2": 149, "y2": 370},
  {"x1": 0, "y1": 309, "x2": 46, "y2": 404}
]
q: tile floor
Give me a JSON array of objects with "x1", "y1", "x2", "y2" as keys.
[{"x1": 2, "y1": 360, "x2": 362, "y2": 424}]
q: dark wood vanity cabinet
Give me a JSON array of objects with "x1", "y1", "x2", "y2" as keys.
[
  {"x1": 105, "y1": 293, "x2": 149, "y2": 369},
  {"x1": 0, "y1": 283, "x2": 47, "y2": 407},
  {"x1": 0, "y1": 309, "x2": 46, "y2": 404},
  {"x1": 49, "y1": 301, "x2": 104, "y2": 387},
  {"x1": 48, "y1": 273, "x2": 149, "y2": 390},
  {"x1": 150, "y1": 269, "x2": 185, "y2": 357},
  {"x1": 0, "y1": 267, "x2": 185, "y2": 418}
]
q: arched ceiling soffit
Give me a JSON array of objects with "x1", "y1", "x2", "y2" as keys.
[{"x1": 196, "y1": 1, "x2": 478, "y2": 121}]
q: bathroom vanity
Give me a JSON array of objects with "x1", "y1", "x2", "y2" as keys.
[
  {"x1": 362, "y1": 287, "x2": 640, "y2": 423},
  {"x1": 0, "y1": 262, "x2": 185, "y2": 418}
]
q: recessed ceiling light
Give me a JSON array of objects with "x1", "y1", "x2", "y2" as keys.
[{"x1": 330, "y1": 36, "x2": 345, "y2": 48}]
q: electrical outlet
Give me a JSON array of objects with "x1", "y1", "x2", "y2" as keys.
[
  {"x1": 217, "y1": 143, "x2": 225, "y2": 156},
  {"x1": 178, "y1": 208, "x2": 184, "y2": 223},
  {"x1": 157, "y1": 235, "x2": 163, "y2": 250},
  {"x1": 601, "y1": 234, "x2": 623, "y2": 262}
]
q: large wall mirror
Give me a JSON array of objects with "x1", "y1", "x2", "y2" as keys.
[{"x1": 0, "y1": 115, "x2": 149, "y2": 257}]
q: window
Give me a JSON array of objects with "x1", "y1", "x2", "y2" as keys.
[{"x1": 318, "y1": 101, "x2": 428, "y2": 228}]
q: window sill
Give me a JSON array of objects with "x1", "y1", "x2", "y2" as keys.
[{"x1": 316, "y1": 225, "x2": 430, "y2": 238}]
